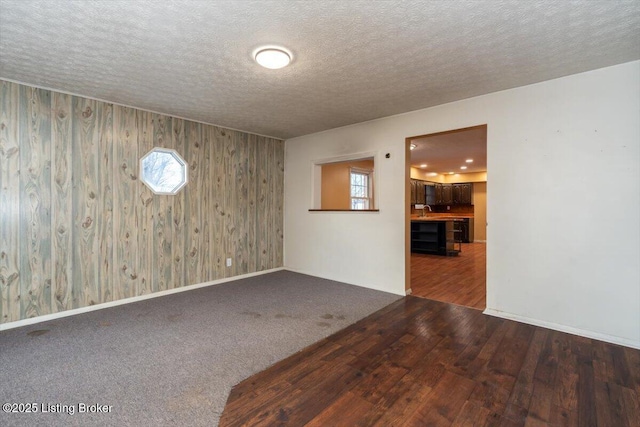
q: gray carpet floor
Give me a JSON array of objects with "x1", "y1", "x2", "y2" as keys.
[{"x1": 0, "y1": 270, "x2": 400, "y2": 426}]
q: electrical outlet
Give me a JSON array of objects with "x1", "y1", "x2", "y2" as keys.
[
  {"x1": 226, "y1": 258, "x2": 232, "y2": 267},
  {"x1": 447, "y1": 206, "x2": 450, "y2": 210}
]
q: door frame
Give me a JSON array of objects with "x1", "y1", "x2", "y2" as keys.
[{"x1": 404, "y1": 124, "x2": 487, "y2": 296}]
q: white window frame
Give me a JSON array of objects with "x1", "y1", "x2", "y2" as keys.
[{"x1": 350, "y1": 167, "x2": 373, "y2": 210}]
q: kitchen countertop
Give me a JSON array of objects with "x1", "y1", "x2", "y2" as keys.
[{"x1": 411, "y1": 214, "x2": 473, "y2": 222}]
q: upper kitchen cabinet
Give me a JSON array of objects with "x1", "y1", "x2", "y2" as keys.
[
  {"x1": 413, "y1": 180, "x2": 473, "y2": 206},
  {"x1": 434, "y1": 183, "x2": 473, "y2": 205},
  {"x1": 410, "y1": 179, "x2": 427, "y2": 205},
  {"x1": 453, "y1": 183, "x2": 472, "y2": 205},
  {"x1": 410, "y1": 179, "x2": 417, "y2": 204},
  {"x1": 435, "y1": 183, "x2": 454, "y2": 205},
  {"x1": 416, "y1": 180, "x2": 426, "y2": 204},
  {"x1": 425, "y1": 183, "x2": 436, "y2": 205}
]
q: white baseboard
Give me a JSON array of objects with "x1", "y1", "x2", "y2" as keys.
[
  {"x1": 483, "y1": 308, "x2": 640, "y2": 350},
  {"x1": 284, "y1": 267, "x2": 405, "y2": 296},
  {"x1": 0, "y1": 268, "x2": 285, "y2": 332}
]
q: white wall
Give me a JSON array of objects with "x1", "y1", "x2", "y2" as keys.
[{"x1": 284, "y1": 61, "x2": 640, "y2": 348}]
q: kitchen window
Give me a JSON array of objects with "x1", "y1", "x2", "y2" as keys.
[{"x1": 350, "y1": 168, "x2": 372, "y2": 210}]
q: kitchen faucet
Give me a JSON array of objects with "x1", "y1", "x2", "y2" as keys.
[{"x1": 423, "y1": 204, "x2": 432, "y2": 216}]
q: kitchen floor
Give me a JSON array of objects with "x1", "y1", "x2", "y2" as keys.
[{"x1": 411, "y1": 242, "x2": 486, "y2": 310}]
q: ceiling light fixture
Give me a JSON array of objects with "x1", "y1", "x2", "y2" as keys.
[
  {"x1": 410, "y1": 143, "x2": 417, "y2": 150},
  {"x1": 428, "y1": 172, "x2": 438, "y2": 176},
  {"x1": 465, "y1": 159, "x2": 473, "y2": 163},
  {"x1": 254, "y1": 47, "x2": 291, "y2": 69},
  {"x1": 420, "y1": 164, "x2": 427, "y2": 168},
  {"x1": 460, "y1": 166, "x2": 467, "y2": 170},
  {"x1": 448, "y1": 172, "x2": 454, "y2": 175}
]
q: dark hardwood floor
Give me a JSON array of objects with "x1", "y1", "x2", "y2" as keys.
[
  {"x1": 221, "y1": 296, "x2": 640, "y2": 427},
  {"x1": 411, "y1": 242, "x2": 486, "y2": 310}
]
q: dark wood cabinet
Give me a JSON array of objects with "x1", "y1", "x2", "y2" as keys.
[
  {"x1": 453, "y1": 183, "x2": 472, "y2": 205},
  {"x1": 416, "y1": 180, "x2": 426, "y2": 204},
  {"x1": 435, "y1": 184, "x2": 453, "y2": 205},
  {"x1": 434, "y1": 184, "x2": 442, "y2": 205},
  {"x1": 411, "y1": 221, "x2": 443, "y2": 254},
  {"x1": 410, "y1": 179, "x2": 417, "y2": 204},
  {"x1": 411, "y1": 220, "x2": 460, "y2": 256},
  {"x1": 415, "y1": 181, "x2": 473, "y2": 206},
  {"x1": 410, "y1": 179, "x2": 427, "y2": 205},
  {"x1": 434, "y1": 184, "x2": 452, "y2": 205},
  {"x1": 425, "y1": 183, "x2": 435, "y2": 205}
]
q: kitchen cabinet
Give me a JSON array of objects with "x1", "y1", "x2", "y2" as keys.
[
  {"x1": 434, "y1": 183, "x2": 473, "y2": 205},
  {"x1": 457, "y1": 218, "x2": 474, "y2": 243},
  {"x1": 415, "y1": 181, "x2": 472, "y2": 206},
  {"x1": 453, "y1": 183, "x2": 472, "y2": 205},
  {"x1": 425, "y1": 183, "x2": 436, "y2": 205},
  {"x1": 442, "y1": 184, "x2": 453, "y2": 205},
  {"x1": 435, "y1": 183, "x2": 453, "y2": 205},
  {"x1": 410, "y1": 179, "x2": 417, "y2": 204},
  {"x1": 416, "y1": 180, "x2": 426, "y2": 204},
  {"x1": 411, "y1": 220, "x2": 460, "y2": 256},
  {"x1": 410, "y1": 179, "x2": 427, "y2": 205}
]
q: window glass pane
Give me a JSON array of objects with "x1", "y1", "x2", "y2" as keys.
[{"x1": 140, "y1": 148, "x2": 188, "y2": 194}]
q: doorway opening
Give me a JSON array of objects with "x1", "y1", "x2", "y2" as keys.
[{"x1": 405, "y1": 125, "x2": 487, "y2": 310}]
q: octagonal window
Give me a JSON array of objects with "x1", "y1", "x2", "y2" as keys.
[{"x1": 140, "y1": 148, "x2": 188, "y2": 195}]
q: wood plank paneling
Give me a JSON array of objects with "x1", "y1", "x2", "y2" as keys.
[
  {"x1": 246, "y1": 134, "x2": 257, "y2": 273},
  {"x1": 0, "y1": 79, "x2": 285, "y2": 324},
  {"x1": 19, "y1": 86, "x2": 52, "y2": 318},
  {"x1": 223, "y1": 128, "x2": 235, "y2": 277},
  {"x1": 273, "y1": 137, "x2": 284, "y2": 267},
  {"x1": 72, "y1": 97, "x2": 100, "y2": 307},
  {"x1": 113, "y1": 105, "x2": 139, "y2": 300},
  {"x1": 171, "y1": 117, "x2": 186, "y2": 289},
  {"x1": 184, "y1": 120, "x2": 203, "y2": 285},
  {"x1": 151, "y1": 113, "x2": 172, "y2": 293},
  {"x1": 235, "y1": 131, "x2": 249, "y2": 275},
  {"x1": 51, "y1": 92, "x2": 73, "y2": 312},
  {"x1": 0, "y1": 81, "x2": 21, "y2": 323},
  {"x1": 256, "y1": 135, "x2": 269, "y2": 271},
  {"x1": 98, "y1": 102, "x2": 113, "y2": 303},
  {"x1": 211, "y1": 124, "x2": 224, "y2": 277},
  {"x1": 137, "y1": 110, "x2": 154, "y2": 295}
]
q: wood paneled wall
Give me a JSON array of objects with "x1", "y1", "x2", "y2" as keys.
[{"x1": 0, "y1": 80, "x2": 284, "y2": 324}]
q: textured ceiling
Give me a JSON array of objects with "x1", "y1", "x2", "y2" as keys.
[
  {"x1": 411, "y1": 126, "x2": 487, "y2": 174},
  {"x1": 1, "y1": 0, "x2": 639, "y2": 139}
]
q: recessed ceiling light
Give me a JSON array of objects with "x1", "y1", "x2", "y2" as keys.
[
  {"x1": 460, "y1": 166, "x2": 467, "y2": 170},
  {"x1": 254, "y1": 47, "x2": 291, "y2": 69},
  {"x1": 420, "y1": 164, "x2": 427, "y2": 168},
  {"x1": 465, "y1": 159, "x2": 473, "y2": 163},
  {"x1": 428, "y1": 172, "x2": 438, "y2": 176},
  {"x1": 448, "y1": 172, "x2": 454, "y2": 175},
  {"x1": 410, "y1": 143, "x2": 417, "y2": 150}
]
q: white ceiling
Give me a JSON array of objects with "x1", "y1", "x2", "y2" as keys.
[
  {"x1": 1, "y1": 0, "x2": 638, "y2": 139},
  {"x1": 410, "y1": 126, "x2": 487, "y2": 174}
]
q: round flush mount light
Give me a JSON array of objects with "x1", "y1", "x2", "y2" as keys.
[
  {"x1": 465, "y1": 159, "x2": 474, "y2": 163},
  {"x1": 460, "y1": 166, "x2": 467, "y2": 170},
  {"x1": 254, "y1": 47, "x2": 291, "y2": 69},
  {"x1": 420, "y1": 164, "x2": 427, "y2": 168},
  {"x1": 410, "y1": 143, "x2": 417, "y2": 150}
]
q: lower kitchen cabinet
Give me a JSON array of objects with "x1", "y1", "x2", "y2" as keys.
[{"x1": 411, "y1": 220, "x2": 460, "y2": 256}]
